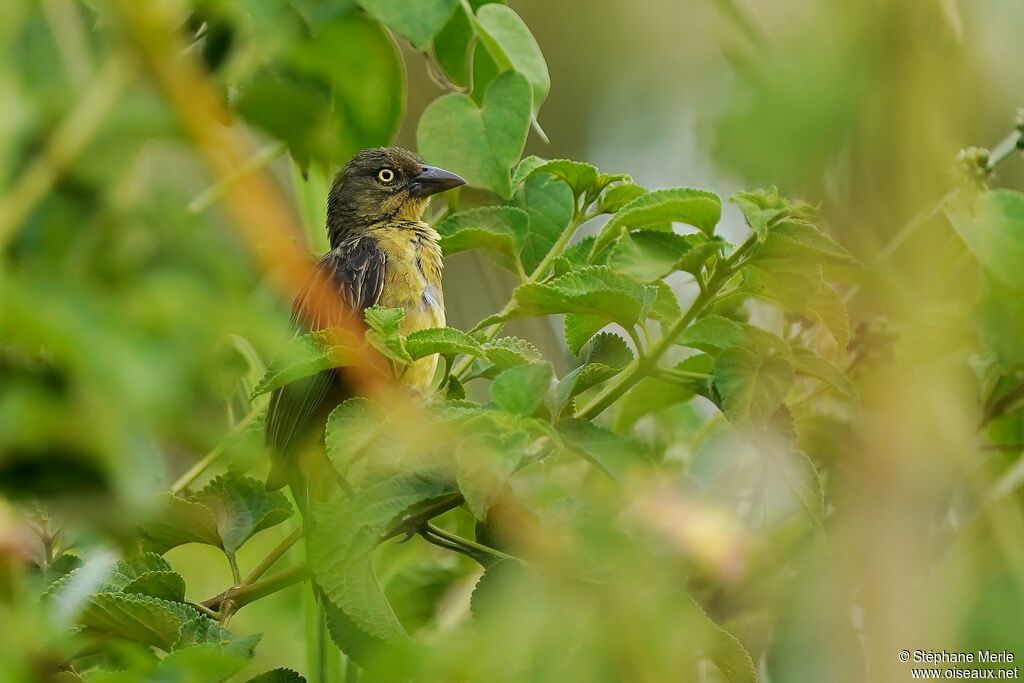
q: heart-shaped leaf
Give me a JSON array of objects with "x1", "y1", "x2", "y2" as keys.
[
  {"x1": 474, "y1": 4, "x2": 550, "y2": 115},
  {"x1": 417, "y1": 70, "x2": 532, "y2": 199}
]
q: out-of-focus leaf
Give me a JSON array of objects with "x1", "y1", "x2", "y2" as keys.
[
  {"x1": 945, "y1": 189, "x2": 1024, "y2": 291},
  {"x1": 978, "y1": 275, "x2": 1024, "y2": 368},
  {"x1": 510, "y1": 173, "x2": 575, "y2": 275},
  {"x1": 592, "y1": 188, "x2": 722, "y2": 257},
  {"x1": 747, "y1": 264, "x2": 850, "y2": 349},
  {"x1": 474, "y1": 4, "x2": 550, "y2": 114},
  {"x1": 490, "y1": 362, "x2": 553, "y2": 416},
  {"x1": 418, "y1": 70, "x2": 532, "y2": 199},
  {"x1": 791, "y1": 348, "x2": 857, "y2": 402},
  {"x1": 714, "y1": 346, "x2": 794, "y2": 427},
  {"x1": 247, "y1": 668, "x2": 306, "y2": 683},
  {"x1": 237, "y1": 14, "x2": 404, "y2": 168},
  {"x1": 356, "y1": 0, "x2": 458, "y2": 49},
  {"x1": 251, "y1": 331, "x2": 358, "y2": 398},
  {"x1": 325, "y1": 398, "x2": 384, "y2": 480},
  {"x1": 556, "y1": 418, "x2": 654, "y2": 479},
  {"x1": 309, "y1": 473, "x2": 455, "y2": 661},
  {"x1": 457, "y1": 432, "x2": 523, "y2": 519}
]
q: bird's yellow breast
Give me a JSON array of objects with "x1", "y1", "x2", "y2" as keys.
[{"x1": 372, "y1": 221, "x2": 445, "y2": 392}]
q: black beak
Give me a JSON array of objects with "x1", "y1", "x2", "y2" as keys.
[{"x1": 409, "y1": 165, "x2": 466, "y2": 197}]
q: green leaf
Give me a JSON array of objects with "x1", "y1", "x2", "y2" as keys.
[
  {"x1": 510, "y1": 173, "x2": 575, "y2": 275},
  {"x1": 251, "y1": 330, "x2": 358, "y2": 397},
  {"x1": 473, "y1": 4, "x2": 550, "y2": 115},
  {"x1": 791, "y1": 348, "x2": 857, "y2": 402},
  {"x1": 364, "y1": 306, "x2": 412, "y2": 365},
  {"x1": 608, "y1": 231, "x2": 722, "y2": 281},
  {"x1": 730, "y1": 187, "x2": 816, "y2": 241},
  {"x1": 122, "y1": 571, "x2": 187, "y2": 602},
  {"x1": 753, "y1": 219, "x2": 857, "y2": 271},
  {"x1": 556, "y1": 418, "x2": 654, "y2": 479},
  {"x1": 76, "y1": 592, "x2": 195, "y2": 651},
  {"x1": 511, "y1": 155, "x2": 548, "y2": 187},
  {"x1": 678, "y1": 315, "x2": 788, "y2": 357},
  {"x1": 481, "y1": 266, "x2": 656, "y2": 334},
  {"x1": 979, "y1": 275, "x2": 1024, "y2": 368},
  {"x1": 516, "y1": 158, "x2": 599, "y2": 198},
  {"x1": 247, "y1": 669, "x2": 306, "y2": 683},
  {"x1": 325, "y1": 398, "x2": 385, "y2": 480},
  {"x1": 561, "y1": 315, "x2": 603, "y2": 356},
  {"x1": 356, "y1": 0, "x2": 458, "y2": 49},
  {"x1": 238, "y1": 14, "x2": 404, "y2": 168},
  {"x1": 435, "y1": 206, "x2": 529, "y2": 272},
  {"x1": 945, "y1": 189, "x2": 1024, "y2": 291},
  {"x1": 714, "y1": 346, "x2": 794, "y2": 426},
  {"x1": 309, "y1": 473, "x2": 456, "y2": 656},
  {"x1": 490, "y1": 362, "x2": 553, "y2": 415},
  {"x1": 406, "y1": 327, "x2": 486, "y2": 360},
  {"x1": 193, "y1": 475, "x2": 293, "y2": 553},
  {"x1": 468, "y1": 336, "x2": 544, "y2": 378},
  {"x1": 142, "y1": 494, "x2": 223, "y2": 554},
  {"x1": 592, "y1": 188, "x2": 722, "y2": 257},
  {"x1": 599, "y1": 182, "x2": 648, "y2": 214},
  {"x1": 554, "y1": 334, "x2": 635, "y2": 412},
  {"x1": 417, "y1": 70, "x2": 532, "y2": 199},
  {"x1": 748, "y1": 264, "x2": 850, "y2": 349},
  {"x1": 616, "y1": 376, "x2": 698, "y2": 431},
  {"x1": 457, "y1": 432, "x2": 524, "y2": 519},
  {"x1": 432, "y1": 0, "x2": 493, "y2": 87}
]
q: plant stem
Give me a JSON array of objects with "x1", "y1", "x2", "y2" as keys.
[
  {"x1": 422, "y1": 523, "x2": 518, "y2": 562},
  {"x1": 574, "y1": 238, "x2": 755, "y2": 420},
  {"x1": 453, "y1": 208, "x2": 598, "y2": 379},
  {"x1": 202, "y1": 564, "x2": 310, "y2": 612},
  {"x1": 241, "y1": 526, "x2": 303, "y2": 587},
  {"x1": 381, "y1": 492, "x2": 465, "y2": 541},
  {"x1": 171, "y1": 402, "x2": 263, "y2": 495}
]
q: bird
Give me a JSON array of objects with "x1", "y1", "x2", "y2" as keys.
[{"x1": 264, "y1": 147, "x2": 465, "y2": 498}]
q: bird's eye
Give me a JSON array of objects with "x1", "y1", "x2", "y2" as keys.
[{"x1": 377, "y1": 168, "x2": 396, "y2": 183}]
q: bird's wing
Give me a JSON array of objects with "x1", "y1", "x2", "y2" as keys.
[{"x1": 264, "y1": 239, "x2": 386, "y2": 490}]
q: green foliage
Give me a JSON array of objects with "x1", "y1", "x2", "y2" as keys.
[
  {"x1": 417, "y1": 70, "x2": 532, "y2": 198},
  {"x1": 11, "y1": 2, "x2": 1020, "y2": 683}
]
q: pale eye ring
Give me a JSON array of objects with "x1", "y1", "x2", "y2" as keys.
[{"x1": 377, "y1": 168, "x2": 396, "y2": 183}]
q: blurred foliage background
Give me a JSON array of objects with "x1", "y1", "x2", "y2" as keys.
[{"x1": 2, "y1": 0, "x2": 1024, "y2": 681}]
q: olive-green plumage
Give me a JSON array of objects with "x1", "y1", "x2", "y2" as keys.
[{"x1": 264, "y1": 147, "x2": 465, "y2": 494}]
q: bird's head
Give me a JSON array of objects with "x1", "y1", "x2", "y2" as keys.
[{"x1": 326, "y1": 147, "x2": 465, "y2": 245}]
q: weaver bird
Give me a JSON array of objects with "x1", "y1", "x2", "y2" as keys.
[{"x1": 265, "y1": 147, "x2": 465, "y2": 494}]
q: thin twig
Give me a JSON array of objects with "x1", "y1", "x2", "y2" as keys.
[
  {"x1": 241, "y1": 526, "x2": 303, "y2": 587},
  {"x1": 202, "y1": 564, "x2": 311, "y2": 613}
]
